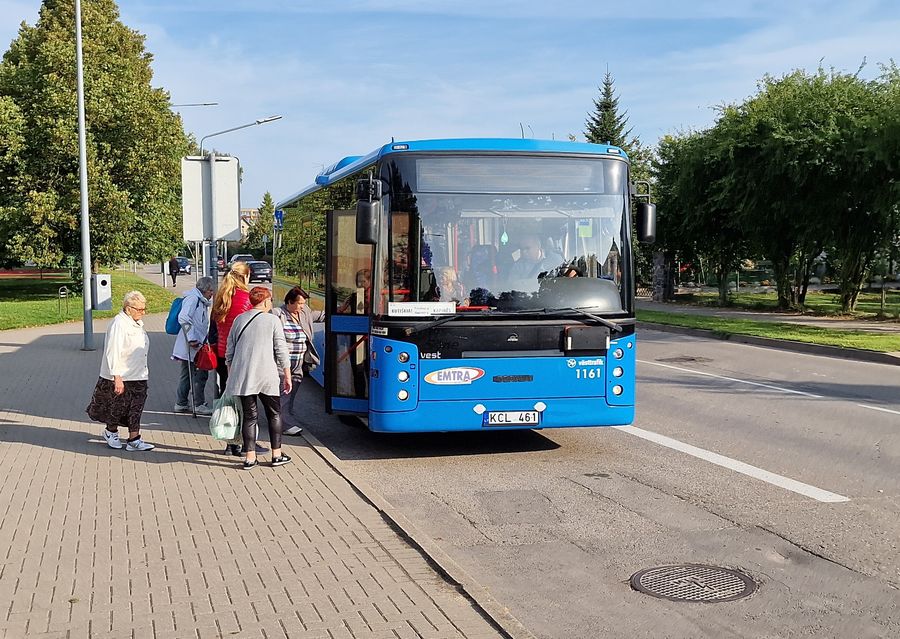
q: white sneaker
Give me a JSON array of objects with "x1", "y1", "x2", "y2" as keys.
[
  {"x1": 102, "y1": 429, "x2": 123, "y2": 449},
  {"x1": 125, "y1": 438, "x2": 155, "y2": 452},
  {"x1": 194, "y1": 404, "x2": 213, "y2": 416},
  {"x1": 174, "y1": 403, "x2": 191, "y2": 413}
]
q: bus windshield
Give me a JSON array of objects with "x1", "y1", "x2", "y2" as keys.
[{"x1": 378, "y1": 154, "x2": 629, "y2": 316}]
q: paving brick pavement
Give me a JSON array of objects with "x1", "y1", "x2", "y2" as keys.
[{"x1": 0, "y1": 313, "x2": 505, "y2": 639}]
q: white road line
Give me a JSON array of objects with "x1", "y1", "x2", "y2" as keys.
[
  {"x1": 614, "y1": 426, "x2": 850, "y2": 503},
  {"x1": 856, "y1": 403, "x2": 900, "y2": 416},
  {"x1": 638, "y1": 359, "x2": 824, "y2": 398}
]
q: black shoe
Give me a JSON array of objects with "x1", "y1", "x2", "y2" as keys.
[
  {"x1": 242, "y1": 458, "x2": 258, "y2": 470},
  {"x1": 271, "y1": 454, "x2": 292, "y2": 468},
  {"x1": 225, "y1": 444, "x2": 241, "y2": 456}
]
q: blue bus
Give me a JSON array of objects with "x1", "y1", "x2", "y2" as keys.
[{"x1": 275, "y1": 138, "x2": 656, "y2": 432}]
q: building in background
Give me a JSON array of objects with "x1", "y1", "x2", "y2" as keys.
[{"x1": 239, "y1": 208, "x2": 259, "y2": 240}]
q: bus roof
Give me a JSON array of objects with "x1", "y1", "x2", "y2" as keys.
[{"x1": 277, "y1": 138, "x2": 628, "y2": 207}]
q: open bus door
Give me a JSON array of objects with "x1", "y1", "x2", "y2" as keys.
[{"x1": 324, "y1": 209, "x2": 373, "y2": 416}]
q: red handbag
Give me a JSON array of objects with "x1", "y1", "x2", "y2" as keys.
[{"x1": 194, "y1": 343, "x2": 218, "y2": 371}]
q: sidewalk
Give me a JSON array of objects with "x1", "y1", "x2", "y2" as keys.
[{"x1": 0, "y1": 314, "x2": 506, "y2": 639}]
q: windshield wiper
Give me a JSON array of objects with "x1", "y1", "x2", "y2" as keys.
[
  {"x1": 550, "y1": 307, "x2": 624, "y2": 333},
  {"x1": 404, "y1": 312, "x2": 477, "y2": 335}
]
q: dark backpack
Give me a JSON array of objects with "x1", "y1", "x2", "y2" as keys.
[{"x1": 165, "y1": 297, "x2": 184, "y2": 335}]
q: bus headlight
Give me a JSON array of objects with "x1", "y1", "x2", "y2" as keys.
[
  {"x1": 613, "y1": 348, "x2": 624, "y2": 359},
  {"x1": 612, "y1": 385, "x2": 624, "y2": 396},
  {"x1": 612, "y1": 367, "x2": 624, "y2": 378},
  {"x1": 398, "y1": 352, "x2": 410, "y2": 363},
  {"x1": 397, "y1": 390, "x2": 409, "y2": 401},
  {"x1": 398, "y1": 371, "x2": 410, "y2": 382}
]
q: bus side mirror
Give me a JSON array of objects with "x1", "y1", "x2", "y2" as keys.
[
  {"x1": 356, "y1": 176, "x2": 382, "y2": 245},
  {"x1": 356, "y1": 201, "x2": 380, "y2": 245},
  {"x1": 635, "y1": 202, "x2": 656, "y2": 244}
]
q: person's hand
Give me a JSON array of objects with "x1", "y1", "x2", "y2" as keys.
[
  {"x1": 113, "y1": 376, "x2": 125, "y2": 395},
  {"x1": 188, "y1": 340, "x2": 199, "y2": 347},
  {"x1": 282, "y1": 372, "x2": 292, "y2": 395}
]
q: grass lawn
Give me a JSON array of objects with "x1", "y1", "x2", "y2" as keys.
[
  {"x1": 681, "y1": 289, "x2": 900, "y2": 318},
  {"x1": 637, "y1": 309, "x2": 900, "y2": 353},
  {"x1": 0, "y1": 270, "x2": 175, "y2": 331}
]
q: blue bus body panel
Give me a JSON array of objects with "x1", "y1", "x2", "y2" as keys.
[
  {"x1": 367, "y1": 334, "x2": 636, "y2": 433},
  {"x1": 368, "y1": 398, "x2": 634, "y2": 433},
  {"x1": 277, "y1": 138, "x2": 628, "y2": 207}
]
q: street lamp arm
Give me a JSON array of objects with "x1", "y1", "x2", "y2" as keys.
[{"x1": 199, "y1": 115, "x2": 283, "y2": 155}]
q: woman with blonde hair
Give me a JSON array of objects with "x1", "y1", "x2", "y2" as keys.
[{"x1": 211, "y1": 262, "x2": 251, "y2": 454}]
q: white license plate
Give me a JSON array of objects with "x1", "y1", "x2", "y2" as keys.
[{"x1": 485, "y1": 411, "x2": 540, "y2": 426}]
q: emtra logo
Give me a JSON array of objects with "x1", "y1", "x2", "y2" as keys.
[{"x1": 424, "y1": 367, "x2": 485, "y2": 385}]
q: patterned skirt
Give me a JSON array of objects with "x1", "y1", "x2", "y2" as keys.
[{"x1": 86, "y1": 377, "x2": 148, "y2": 430}]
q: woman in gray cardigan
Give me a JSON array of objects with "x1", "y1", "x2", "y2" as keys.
[{"x1": 225, "y1": 287, "x2": 292, "y2": 469}]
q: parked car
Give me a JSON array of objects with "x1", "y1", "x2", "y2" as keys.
[
  {"x1": 175, "y1": 257, "x2": 192, "y2": 275},
  {"x1": 247, "y1": 260, "x2": 272, "y2": 283},
  {"x1": 228, "y1": 254, "x2": 254, "y2": 268}
]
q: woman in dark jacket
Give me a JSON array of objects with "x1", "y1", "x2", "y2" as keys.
[{"x1": 271, "y1": 286, "x2": 323, "y2": 435}]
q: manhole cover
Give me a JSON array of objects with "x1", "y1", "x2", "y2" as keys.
[{"x1": 630, "y1": 564, "x2": 756, "y2": 603}]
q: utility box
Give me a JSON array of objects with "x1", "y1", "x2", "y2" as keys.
[{"x1": 91, "y1": 274, "x2": 112, "y2": 311}]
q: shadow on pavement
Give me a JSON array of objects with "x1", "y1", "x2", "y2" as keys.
[
  {"x1": 294, "y1": 382, "x2": 564, "y2": 462},
  {"x1": 0, "y1": 417, "x2": 236, "y2": 468}
]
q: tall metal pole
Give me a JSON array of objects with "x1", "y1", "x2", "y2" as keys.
[
  {"x1": 75, "y1": 0, "x2": 94, "y2": 350},
  {"x1": 207, "y1": 151, "x2": 218, "y2": 280}
]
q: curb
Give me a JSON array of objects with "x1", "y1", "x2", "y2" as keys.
[
  {"x1": 639, "y1": 321, "x2": 900, "y2": 366},
  {"x1": 299, "y1": 429, "x2": 537, "y2": 639}
]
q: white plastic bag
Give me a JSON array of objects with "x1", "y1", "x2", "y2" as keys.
[{"x1": 209, "y1": 393, "x2": 242, "y2": 441}]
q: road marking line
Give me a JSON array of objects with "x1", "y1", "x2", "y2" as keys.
[
  {"x1": 856, "y1": 403, "x2": 900, "y2": 416},
  {"x1": 638, "y1": 360, "x2": 823, "y2": 398},
  {"x1": 614, "y1": 426, "x2": 850, "y2": 503}
]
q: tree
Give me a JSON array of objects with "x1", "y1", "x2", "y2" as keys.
[
  {"x1": 584, "y1": 69, "x2": 656, "y2": 282},
  {"x1": 0, "y1": 0, "x2": 191, "y2": 268},
  {"x1": 0, "y1": 95, "x2": 25, "y2": 265},
  {"x1": 585, "y1": 69, "x2": 633, "y2": 149},
  {"x1": 246, "y1": 191, "x2": 275, "y2": 253},
  {"x1": 654, "y1": 129, "x2": 749, "y2": 305}
]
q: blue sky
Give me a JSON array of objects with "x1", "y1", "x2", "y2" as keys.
[{"x1": 1, "y1": 1, "x2": 899, "y2": 209}]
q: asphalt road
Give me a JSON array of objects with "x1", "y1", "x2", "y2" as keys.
[{"x1": 295, "y1": 329, "x2": 900, "y2": 639}]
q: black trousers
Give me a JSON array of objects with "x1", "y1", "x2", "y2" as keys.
[
  {"x1": 239, "y1": 394, "x2": 281, "y2": 452},
  {"x1": 214, "y1": 356, "x2": 228, "y2": 399}
]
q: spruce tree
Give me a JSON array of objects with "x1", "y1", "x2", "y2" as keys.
[
  {"x1": 0, "y1": 0, "x2": 191, "y2": 268},
  {"x1": 585, "y1": 70, "x2": 633, "y2": 151},
  {"x1": 246, "y1": 191, "x2": 275, "y2": 252}
]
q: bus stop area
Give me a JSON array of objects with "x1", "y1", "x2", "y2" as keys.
[{"x1": 0, "y1": 313, "x2": 508, "y2": 639}]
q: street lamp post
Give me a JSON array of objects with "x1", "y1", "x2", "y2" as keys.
[
  {"x1": 75, "y1": 0, "x2": 93, "y2": 350},
  {"x1": 199, "y1": 115, "x2": 282, "y2": 156},
  {"x1": 198, "y1": 115, "x2": 283, "y2": 279}
]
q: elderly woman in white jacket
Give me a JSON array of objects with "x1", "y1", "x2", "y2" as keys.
[
  {"x1": 86, "y1": 290, "x2": 155, "y2": 451},
  {"x1": 172, "y1": 276, "x2": 215, "y2": 415}
]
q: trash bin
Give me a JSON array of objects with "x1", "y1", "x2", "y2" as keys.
[{"x1": 91, "y1": 274, "x2": 112, "y2": 311}]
